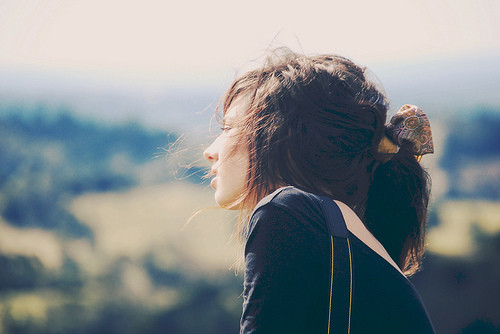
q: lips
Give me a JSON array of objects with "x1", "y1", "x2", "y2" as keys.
[{"x1": 210, "y1": 168, "x2": 217, "y2": 189}]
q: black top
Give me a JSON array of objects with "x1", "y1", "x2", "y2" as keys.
[{"x1": 240, "y1": 186, "x2": 435, "y2": 334}]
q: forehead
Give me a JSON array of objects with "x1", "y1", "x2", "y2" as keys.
[{"x1": 223, "y1": 98, "x2": 248, "y2": 123}]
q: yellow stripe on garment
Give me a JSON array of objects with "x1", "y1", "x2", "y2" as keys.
[
  {"x1": 328, "y1": 235, "x2": 334, "y2": 334},
  {"x1": 347, "y1": 237, "x2": 353, "y2": 334}
]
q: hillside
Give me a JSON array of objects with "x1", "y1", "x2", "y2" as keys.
[{"x1": 0, "y1": 106, "x2": 499, "y2": 333}]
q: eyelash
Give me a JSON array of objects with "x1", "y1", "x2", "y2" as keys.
[{"x1": 221, "y1": 126, "x2": 231, "y2": 132}]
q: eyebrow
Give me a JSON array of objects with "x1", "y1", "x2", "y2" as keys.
[{"x1": 222, "y1": 115, "x2": 236, "y2": 125}]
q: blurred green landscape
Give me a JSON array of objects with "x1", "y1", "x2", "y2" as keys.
[
  {"x1": 1, "y1": 0, "x2": 499, "y2": 332},
  {"x1": 0, "y1": 100, "x2": 499, "y2": 334}
]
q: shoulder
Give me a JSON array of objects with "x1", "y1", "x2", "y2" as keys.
[
  {"x1": 245, "y1": 186, "x2": 327, "y2": 241},
  {"x1": 254, "y1": 186, "x2": 322, "y2": 212}
]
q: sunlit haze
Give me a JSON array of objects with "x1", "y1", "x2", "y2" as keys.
[{"x1": 1, "y1": 0, "x2": 499, "y2": 87}]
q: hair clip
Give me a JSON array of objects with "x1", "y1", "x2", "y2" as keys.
[{"x1": 378, "y1": 104, "x2": 434, "y2": 163}]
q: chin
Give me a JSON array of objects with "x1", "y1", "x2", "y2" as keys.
[
  {"x1": 215, "y1": 194, "x2": 243, "y2": 210},
  {"x1": 216, "y1": 200, "x2": 239, "y2": 210}
]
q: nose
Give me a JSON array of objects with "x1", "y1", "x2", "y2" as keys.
[{"x1": 203, "y1": 140, "x2": 218, "y2": 163}]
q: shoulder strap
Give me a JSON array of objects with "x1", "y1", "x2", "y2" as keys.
[
  {"x1": 314, "y1": 195, "x2": 353, "y2": 334},
  {"x1": 314, "y1": 195, "x2": 349, "y2": 238}
]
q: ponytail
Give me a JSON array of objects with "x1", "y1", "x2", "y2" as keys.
[{"x1": 365, "y1": 146, "x2": 431, "y2": 276}]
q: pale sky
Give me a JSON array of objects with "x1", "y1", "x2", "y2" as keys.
[{"x1": 0, "y1": 0, "x2": 499, "y2": 87}]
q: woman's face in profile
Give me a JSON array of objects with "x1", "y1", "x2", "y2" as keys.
[{"x1": 203, "y1": 101, "x2": 249, "y2": 209}]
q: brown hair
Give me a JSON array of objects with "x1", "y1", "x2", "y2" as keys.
[{"x1": 219, "y1": 48, "x2": 430, "y2": 276}]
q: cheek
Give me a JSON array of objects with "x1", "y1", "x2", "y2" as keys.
[
  {"x1": 232, "y1": 142, "x2": 250, "y2": 175},
  {"x1": 219, "y1": 145, "x2": 249, "y2": 190},
  {"x1": 215, "y1": 154, "x2": 249, "y2": 208},
  {"x1": 221, "y1": 135, "x2": 247, "y2": 166},
  {"x1": 233, "y1": 154, "x2": 249, "y2": 183}
]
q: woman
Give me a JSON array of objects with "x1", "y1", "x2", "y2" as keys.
[{"x1": 204, "y1": 48, "x2": 436, "y2": 333}]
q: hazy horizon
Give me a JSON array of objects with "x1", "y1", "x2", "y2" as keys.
[
  {"x1": 1, "y1": 49, "x2": 499, "y2": 133},
  {"x1": 2, "y1": 0, "x2": 500, "y2": 131}
]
